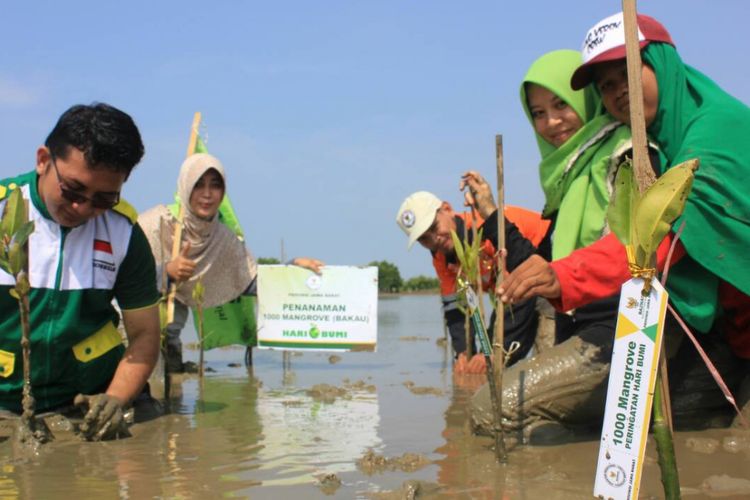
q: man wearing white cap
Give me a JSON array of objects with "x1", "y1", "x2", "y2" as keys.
[{"x1": 396, "y1": 190, "x2": 549, "y2": 373}]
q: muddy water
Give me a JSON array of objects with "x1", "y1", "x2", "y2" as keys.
[{"x1": 0, "y1": 294, "x2": 748, "y2": 498}]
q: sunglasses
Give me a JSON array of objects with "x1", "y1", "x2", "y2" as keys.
[{"x1": 50, "y1": 157, "x2": 120, "y2": 210}]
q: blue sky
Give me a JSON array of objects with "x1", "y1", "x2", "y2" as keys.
[{"x1": 3, "y1": 1, "x2": 748, "y2": 279}]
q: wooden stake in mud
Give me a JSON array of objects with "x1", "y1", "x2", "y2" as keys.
[
  {"x1": 166, "y1": 111, "x2": 202, "y2": 324},
  {"x1": 622, "y1": 0, "x2": 680, "y2": 496},
  {"x1": 493, "y1": 134, "x2": 508, "y2": 463},
  {"x1": 622, "y1": 6, "x2": 656, "y2": 196}
]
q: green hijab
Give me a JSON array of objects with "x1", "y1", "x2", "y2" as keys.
[
  {"x1": 521, "y1": 50, "x2": 633, "y2": 259},
  {"x1": 643, "y1": 43, "x2": 750, "y2": 332}
]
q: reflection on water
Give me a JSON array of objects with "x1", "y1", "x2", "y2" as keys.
[
  {"x1": 0, "y1": 294, "x2": 747, "y2": 498},
  {"x1": 255, "y1": 388, "x2": 380, "y2": 486}
]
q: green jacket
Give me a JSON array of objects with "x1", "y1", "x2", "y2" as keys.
[{"x1": 0, "y1": 172, "x2": 159, "y2": 412}]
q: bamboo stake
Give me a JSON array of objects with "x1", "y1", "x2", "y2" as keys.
[
  {"x1": 158, "y1": 216, "x2": 171, "y2": 399},
  {"x1": 622, "y1": 0, "x2": 679, "y2": 495},
  {"x1": 622, "y1": 4, "x2": 656, "y2": 196},
  {"x1": 166, "y1": 111, "x2": 202, "y2": 324},
  {"x1": 493, "y1": 134, "x2": 507, "y2": 463}
]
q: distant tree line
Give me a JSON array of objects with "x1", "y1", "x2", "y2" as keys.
[
  {"x1": 258, "y1": 257, "x2": 281, "y2": 264},
  {"x1": 368, "y1": 260, "x2": 438, "y2": 293},
  {"x1": 402, "y1": 275, "x2": 440, "y2": 292}
]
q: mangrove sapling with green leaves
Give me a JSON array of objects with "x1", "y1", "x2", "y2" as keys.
[
  {"x1": 193, "y1": 277, "x2": 206, "y2": 378},
  {"x1": 605, "y1": 156, "x2": 698, "y2": 499},
  {"x1": 450, "y1": 228, "x2": 484, "y2": 319},
  {"x1": 459, "y1": 220, "x2": 473, "y2": 357},
  {"x1": 449, "y1": 228, "x2": 508, "y2": 461},
  {"x1": 0, "y1": 188, "x2": 52, "y2": 444},
  {"x1": 607, "y1": 158, "x2": 698, "y2": 293}
]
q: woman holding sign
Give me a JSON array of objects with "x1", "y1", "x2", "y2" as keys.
[{"x1": 139, "y1": 153, "x2": 323, "y2": 373}]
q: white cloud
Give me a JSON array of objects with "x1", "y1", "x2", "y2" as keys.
[{"x1": 0, "y1": 77, "x2": 38, "y2": 107}]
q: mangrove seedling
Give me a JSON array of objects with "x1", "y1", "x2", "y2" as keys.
[
  {"x1": 450, "y1": 227, "x2": 510, "y2": 462},
  {"x1": 193, "y1": 277, "x2": 206, "y2": 378},
  {"x1": 606, "y1": 157, "x2": 698, "y2": 499},
  {"x1": 0, "y1": 187, "x2": 52, "y2": 444},
  {"x1": 607, "y1": 158, "x2": 698, "y2": 293}
]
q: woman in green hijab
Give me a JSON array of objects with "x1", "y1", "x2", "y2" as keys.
[
  {"x1": 521, "y1": 49, "x2": 651, "y2": 348},
  {"x1": 543, "y1": 12, "x2": 750, "y2": 358},
  {"x1": 469, "y1": 49, "x2": 651, "y2": 444},
  {"x1": 494, "y1": 13, "x2": 749, "y2": 430},
  {"x1": 521, "y1": 49, "x2": 635, "y2": 262}
]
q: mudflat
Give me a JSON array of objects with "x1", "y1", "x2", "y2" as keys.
[{"x1": 0, "y1": 294, "x2": 747, "y2": 498}]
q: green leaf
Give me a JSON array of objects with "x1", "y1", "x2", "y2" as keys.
[
  {"x1": 450, "y1": 230, "x2": 465, "y2": 267},
  {"x1": 0, "y1": 188, "x2": 25, "y2": 238},
  {"x1": 192, "y1": 278, "x2": 205, "y2": 303},
  {"x1": 7, "y1": 242, "x2": 23, "y2": 275},
  {"x1": 9, "y1": 288, "x2": 19, "y2": 300},
  {"x1": 0, "y1": 190, "x2": 17, "y2": 238},
  {"x1": 13, "y1": 221, "x2": 35, "y2": 247},
  {"x1": 634, "y1": 159, "x2": 698, "y2": 260},
  {"x1": 607, "y1": 159, "x2": 638, "y2": 246}
]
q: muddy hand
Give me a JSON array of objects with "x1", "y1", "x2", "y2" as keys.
[
  {"x1": 74, "y1": 393, "x2": 131, "y2": 441},
  {"x1": 459, "y1": 170, "x2": 496, "y2": 219},
  {"x1": 454, "y1": 352, "x2": 487, "y2": 375},
  {"x1": 293, "y1": 257, "x2": 325, "y2": 274},
  {"x1": 497, "y1": 254, "x2": 561, "y2": 304},
  {"x1": 466, "y1": 354, "x2": 487, "y2": 374},
  {"x1": 454, "y1": 352, "x2": 469, "y2": 374}
]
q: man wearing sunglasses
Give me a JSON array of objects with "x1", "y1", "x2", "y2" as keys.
[
  {"x1": 395, "y1": 188, "x2": 551, "y2": 374},
  {"x1": 0, "y1": 103, "x2": 160, "y2": 440}
]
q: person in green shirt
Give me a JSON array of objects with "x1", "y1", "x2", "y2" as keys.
[{"x1": 0, "y1": 103, "x2": 160, "y2": 440}]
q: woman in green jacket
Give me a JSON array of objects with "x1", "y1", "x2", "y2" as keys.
[{"x1": 468, "y1": 49, "x2": 645, "y2": 445}]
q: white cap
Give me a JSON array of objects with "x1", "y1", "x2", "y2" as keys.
[
  {"x1": 396, "y1": 191, "x2": 442, "y2": 249},
  {"x1": 571, "y1": 12, "x2": 674, "y2": 90}
]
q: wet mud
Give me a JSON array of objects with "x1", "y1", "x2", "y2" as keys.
[
  {"x1": 357, "y1": 449, "x2": 431, "y2": 475},
  {"x1": 403, "y1": 381, "x2": 444, "y2": 397},
  {"x1": 368, "y1": 479, "x2": 441, "y2": 499},
  {"x1": 316, "y1": 472, "x2": 342, "y2": 495},
  {"x1": 0, "y1": 295, "x2": 746, "y2": 498}
]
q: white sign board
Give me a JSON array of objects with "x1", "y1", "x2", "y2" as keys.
[
  {"x1": 257, "y1": 265, "x2": 378, "y2": 352},
  {"x1": 594, "y1": 278, "x2": 668, "y2": 500}
]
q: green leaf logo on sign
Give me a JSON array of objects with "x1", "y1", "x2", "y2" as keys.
[{"x1": 309, "y1": 325, "x2": 320, "y2": 339}]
